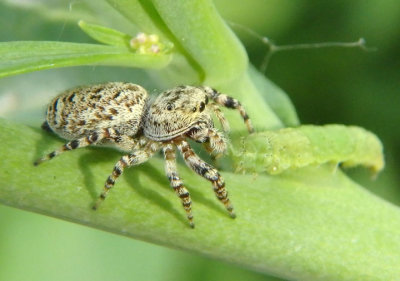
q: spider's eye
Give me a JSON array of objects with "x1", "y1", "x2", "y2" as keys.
[
  {"x1": 166, "y1": 104, "x2": 173, "y2": 111},
  {"x1": 205, "y1": 96, "x2": 209, "y2": 104},
  {"x1": 199, "y1": 102, "x2": 205, "y2": 112},
  {"x1": 192, "y1": 107, "x2": 197, "y2": 112}
]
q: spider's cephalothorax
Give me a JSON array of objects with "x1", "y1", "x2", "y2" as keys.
[{"x1": 35, "y1": 82, "x2": 254, "y2": 228}]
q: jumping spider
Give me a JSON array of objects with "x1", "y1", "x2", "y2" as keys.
[{"x1": 35, "y1": 82, "x2": 254, "y2": 227}]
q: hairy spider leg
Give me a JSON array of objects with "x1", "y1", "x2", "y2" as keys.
[
  {"x1": 188, "y1": 126, "x2": 227, "y2": 156},
  {"x1": 33, "y1": 128, "x2": 134, "y2": 166},
  {"x1": 34, "y1": 131, "x2": 100, "y2": 165},
  {"x1": 210, "y1": 103, "x2": 230, "y2": 133},
  {"x1": 177, "y1": 139, "x2": 235, "y2": 218},
  {"x1": 163, "y1": 144, "x2": 194, "y2": 228},
  {"x1": 209, "y1": 90, "x2": 254, "y2": 134},
  {"x1": 93, "y1": 140, "x2": 160, "y2": 210}
]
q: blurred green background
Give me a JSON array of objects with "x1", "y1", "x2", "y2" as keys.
[{"x1": 0, "y1": 1, "x2": 398, "y2": 281}]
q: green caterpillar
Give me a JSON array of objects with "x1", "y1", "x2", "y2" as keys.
[{"x1": 230, "y1": 124, "x2": 384, "y2": 175}]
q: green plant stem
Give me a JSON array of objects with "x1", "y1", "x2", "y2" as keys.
[
  {"x1": 106, "y1": 0, "x2": 164, "y2": 36},
  {"x1": 151, "y1": 0, "x2": 248, "y2": 86},
  {"x1": 1, "y1": 118, "x2": 399, "y2": 281}
]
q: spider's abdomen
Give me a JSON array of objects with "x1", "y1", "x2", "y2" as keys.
[{"x1": 46, "y1": 82, "x2": 148, "y2": 140}]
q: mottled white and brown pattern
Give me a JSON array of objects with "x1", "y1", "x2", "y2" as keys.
[{"x1": 35, "y1": 83, "x2": 254, "y2": 228}]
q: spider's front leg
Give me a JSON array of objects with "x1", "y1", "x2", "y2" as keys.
[
  {"x1": 204, "y1": 87, "x2": 254, "y2": 134},
  {"x1": 209, "y1": 103, "x2": 230, "y2": 133},
  {"x1": 176, "y1": 139, "x2": 235, "y2": 218},
  {"x1": 188, "y1": 126, "x2": 227, "y2": 156},
  {"x1": 163, "y1": 144, "x2": 194, "y2": 228}
]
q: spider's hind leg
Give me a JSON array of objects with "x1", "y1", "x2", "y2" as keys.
[
  {"x1": 33, "y1": 132, "x2": 102, "y2": 166},
  {"x1": 34, "y1": 128, "x2": 122, "y2": 166}
]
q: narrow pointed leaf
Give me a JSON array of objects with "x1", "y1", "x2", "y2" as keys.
[
  {"x1": 0, "y1": 41, "x2": 172, "y2": 78},
  {"x1": 78, "y1": 20, "x2": 133, "y2": 47}
]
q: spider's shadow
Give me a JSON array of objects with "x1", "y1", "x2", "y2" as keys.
[
  {"x1": 122, "y1": 161, "x2": 188, "y2": 225},
  {"x1": 32, "y1": 126, "x2": 59, "y2": 161},
  {"x1": 34, "y1": 129, "x2": 228, "y2": 225},
  {"x1": 77, "y1": 147, "x2": 117, "y2": 200},
  {"x1": 78, "y1": 149, "x2": 227, "y2": 222}
]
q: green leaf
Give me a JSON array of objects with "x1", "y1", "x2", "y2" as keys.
[
  {"x1": 1, "y1": 118, "x2": 400, "y2": 281},
  {"x1": 0, "y1": 41, "x2": 172, "y2": 78},
  {"x1": 230, "y1": 124, "x2": 384, "y2": 175},
  {"x1": 78, "y1": 20, "x2": 133, "y2": 47}
]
